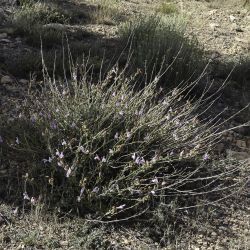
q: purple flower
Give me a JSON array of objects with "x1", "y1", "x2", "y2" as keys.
[
  {"x1": 151, "y1": 177, "x2": 159, "y2": 184},
  {"x1": 42, "y1": 157, "x2": 53, "y2": 164},
  {"x1": 57, "y1": 161, "x2": 63, "y2": 167},
  {"x1": 101, "y1": 157, "x2": 107, "y2": 163},
  {"x1": 23, "y1": 192, "x2": 30, "y2": 200},
  {"x1": 50, "y1": 120, "x2": 57, "y2": 129},
  {"x1": 71, "y1": 122, "x2": 76, "y2": 128},
  {"x1": 94, "y1": 154, "x2": 101, "y2": 161},
  {"x1": 126, "y1": 131, "x2": 131, "y2": 139},
  {"x1": 116, "y1": 204, "x2": 126, "y2": 210},
  {"x1": 0, "y1": 136, "x2": 3, "y2": 144},
  {"x1": 135, "y1": 156, "x2": 145, "y2": 165},
  {"x1": 62, "y1": 140, "x2": 67, "y2": 146},
  {"x1": 66, "y1": 167, "x2": 72, "y2": 178},
  {"x1": 114, "y1": 132, "x2": 119, "y2": 139},
  {"x1": 56, "y1": 150, "x2": 64, "y2": 159},
  {"x1": 31, "y1": 197, "x2": 36, "y2": 205},
  {"x1": 92, "y1": 187, "x2": 99, "y2": 193},
  {"x1": 15, "y1": 137, "x2": 20, "y2": 145},
  {"x1": 119, "y1": 110, "x2": 124, "y2": 116},
  {"x1": 30, "y1": 115, "x2": 36, "y2": 124},
  {"x1": 203, "y1": 153, "x2": 210, "y2": 161},
  {"x1": 132, "y1": 153, "x2": 136, "y2": 160}
]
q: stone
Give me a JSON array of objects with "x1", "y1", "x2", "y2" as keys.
[
  {"x1": 0, "y1": 33, "x2": 7, "y2": 39},
  {"x1": 59, "y1": 241, "x2": 69, "y2": 246},
  {"x1": 229, "y1": 15, "x2": 236, "y2": 22},
  {"x1": 19, "y1": 79, "x2": 29, "y2": 85},
  {"x1": 227, "y1": 150, "x2": 250, "y2": 160},
  {"x1": 1, "y1": 75, "x2": 13, "y2": 84},
  {"x1": 236, "y1": 27, "x2": 244, "y2": 32},
  {"x1": 236, "y1": 140, "x2": 247, "y2": 148},
  {"x1": 0, "y1": 38, "x2": 11, "y2": 43},
  {"x1": 209, "y1": 23, "x2": 220, "y2": 30}
]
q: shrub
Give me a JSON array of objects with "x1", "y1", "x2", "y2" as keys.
[
  {"x1": 11, "y1": 1, "x2": 69, "y2": 47},
  {"x1": 1, "y1": 60, "x2": 247, "y2": 222},
  {"x1": 119, "y1": 15, "x2": 205, "y2": 89},
  {"x1": 12, "y1": 2, "x2": 69, "y2": 33},
  {"x1": 156, "y1": 2, "x2": 178, "y2": 14},
  {"x1": 90, "y1": 0, "x2": 123, "y2": 25}
]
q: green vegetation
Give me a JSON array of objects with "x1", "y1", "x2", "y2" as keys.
[
  {"x1": 156, "y1": 2, "x2": 178, "y2": 14},
  {"x1": 0, "y1": 0, "x2": 249, "y2": 248},
  {"x1": 90, "y1": 0, "x2": 123, "y2": 25},
  {"x1": 11, "y1": 1, "x2": 69, "y2": 47},
  {"x1": 1, "y1": 61, "x2": 247, "y2": 224},
  {"x1": 119, "y1": 15, "x2": 205, "y2": 89}
]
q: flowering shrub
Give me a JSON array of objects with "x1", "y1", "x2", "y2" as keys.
[{"x1": 0, "y1": 63, "x2": 247, "y2": 222}]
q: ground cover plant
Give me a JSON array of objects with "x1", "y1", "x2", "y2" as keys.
[
  {"x1": 0, "y1": 58, "x2": 248, "y2": 226},
  {"x1": 11, "y1": 0, "x2": 69, "y2": 47},
  {"x1": 119, "y1": 15, "x2": 205, "y2": 89}
]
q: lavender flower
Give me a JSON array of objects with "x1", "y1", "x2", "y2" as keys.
[
  {"x1": 30, "y1": 115, "x2": 36, "y2": 124},
  {"x1": 50, "y1": 120, "x2": 57, "y2": 129},
  {"x1": 162, "y1": 181, "x2": 167, "y2": 186},
  {"x1": 0, "y1": 136, "x2": 3, "y2": 144},
  {"x1": 42, "y1": 157, "x2": 53, "y2": 164},
  {"x1": 151, "y1": 177, "x2": 159, "y2": 184},
  {"x1": 15, "y1": 137, "x2": 20, "y2": 145},
  {"x1": 203, "y1": 153, "x2": 210, "y2": 161},
  {"x1": 31, "y1": 197, "x2": 36, "y2": 205},
  {"x1": 179, "y1": 150, "x2": 184, "y2": 158},
  {"x1": 114, "y1": 132, "x2": 119, "y2": 139},
  {"x1": 119, "y1": 110, "x2": 124, "y2": 116},
  {"x1": 62, "y1": 140, "x2": 67, "y2": 146},
  {"x1": 56, "y1": 150, "x2": 64, "y2": 159},
  {"x1": 116, "y1": 204, "x2": 126, "y2": 210},
  {"x1": 66, "y1": 167, "x2": 72, "y2": 178},
  {"x1": 92, "y1": 187, "x2": 99, "y2": 193},
  {"x1": 94, "y1": 154, "x2": 101, "y2": 161},
  {"x1": 23, "y1": 192, "x2": 30, "y2": 200},
  {"x1": 126, "y1": 131, "x2": 131, "y2": 139},
  {"x1": 77, "y1": 187, "x2": 85, "y2": 202},
  {"x1": 135, "y1": 156, "x2": 145, "y2": 166},
  {"x1": 132, "y1": 153, "x2": 136, "y2": 160},
  {"x1": 101, "y1": 157, "x2": 107, "y2": 163}
]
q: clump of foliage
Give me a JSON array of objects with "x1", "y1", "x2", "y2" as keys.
[
  {"x1": 90, "y1": 0, "x2": 123, "y2": 25},
  {"x1": 156, "y1": 2, "x2": 178, "y2": 14},
  {"x1": 0, "y1": 61, "x2": 247, "y2": 222},
  {"x1": 11, "y1": 1, "x2": 69, "y2": 47},
  {"x1": 119, "y1": 15, "x2": 205, "y2": 88}
]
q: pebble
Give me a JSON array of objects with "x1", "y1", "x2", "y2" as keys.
[
  {"x1": 227, "y1": 150, "x2": 250, "y2": 160},
  {"x1": 0, "y1": 33, "x2": 7, "y2": 39},
  {"x1": 236, "y1": 140, "x2": 247, "y2": 148},
  {"x1": 229, "y1": 15, "x2": 236, "y2": 22},
  {"x1": 0, "y1": 38, "x2": 11, "y2": 43},
  {"x1": 1, "y1": 75, "x2": 13, "y2": 84}
]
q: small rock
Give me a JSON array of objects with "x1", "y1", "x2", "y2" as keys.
[
  {"x1": 229, "y1": 15, "x2": 236, "y2": 22},
  {"x1": 19, "y1": 79, "x2": 29, "y2": 85},
  {"x1": 1, "y1": 75, "x2": 13, "y2": 84},
  {"x1": 209, "y1": 23, "x2": 220, "y2": 30},
  {"x1": 236, "y1": 140, "x2": 247, "y2": 148},
  {"x1": 0, "y1": 33, "x2": 7, "y2": 39},
  {"x1": 0, "y1": 38, "x2": 11, "y2": 43},
  {"x1": 227, "y1": 150, "x2": 250, "y2": 160},
  {"x1": 59, "y1": 240, "x2": 69, "y2": 246},
  {"x1": 236, "y1": 27, "x2": 244, "y2": 32}
]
